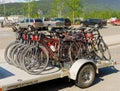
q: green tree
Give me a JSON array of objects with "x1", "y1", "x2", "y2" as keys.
[
  {"x1": 30, "y1": 0, "x2": 38, "y2": 18},
  {"x1": 50, "y1": 0, "x2": 65, "y2": 18},
  {"x1": 24, "y1": 0, "x2": 38, "y2": 18},
  {"x1": 64, "y1": 0, "x2": 83, "y2": 23}
]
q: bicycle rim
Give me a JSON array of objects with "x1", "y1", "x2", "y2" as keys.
[
  {"x1": 10, "y1": 43, "x2": 23, "y2": 67},
  {"x1": 21, "y1": 45, "x2": 49, "y2": 75},
  {"x1": 19, "y1": 45, "x2": 30, "y2": 69},
  {"x1": 99, "y1": 40, "x2": 111, "y2": 60},
  {"x1": 15, "y1": 44, "x2": 28, "y2": 68},
  {"x1": 59, "y1": 42, "x2": 70, "y2": 62},
  {"x1": 69, "y1": 42, "x2": 82, "y2": 63},
  {"x1": 92, "y1": 41, "x2": 103, "y2": 60},
  {"x1": 4, "y1": 41, "x2": 18, "y2": 64}
]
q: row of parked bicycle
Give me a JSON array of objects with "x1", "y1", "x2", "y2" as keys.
[{"x1": 4, "y1": 26, "x2": 111, "y2": 75}]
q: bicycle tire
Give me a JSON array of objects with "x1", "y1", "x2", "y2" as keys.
[
  {"x1": 12, "y1": 43, "x2": 28, "y2": 68},
  {"x1": 59, "y1": 41, "x2": 70, "y2": 62},
  {"x1": 92, "y1": 38, "x2": 111, "y2": 60},
  {"x1": 21, "y1": 45, "x2": 49, "y2": 75},
  {"x1": 4, "y1": 41, "x2": 18, "y2": 64},
  {"x1": 10, "y1": 43, "x2": 23, "y2": 66},
  {"x1": 69, "y1": 41, "x2": 82, "y2": 63},
  {"x1": 98, "y1": 39, "x2": 111, "y2": 60},
  {"x1": 77, "y1": 42, "x2": 90, "y2": 59},
  {"x1": 15, "y1": 44, "x2": 30, "y2": 69},
  {"x1": 90, "y1": 39, "x2": 103, "y2": 60}
]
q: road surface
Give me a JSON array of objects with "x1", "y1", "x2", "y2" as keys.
[{"x1": 0, "y1": 25, "x2": 120, "y2": 91}]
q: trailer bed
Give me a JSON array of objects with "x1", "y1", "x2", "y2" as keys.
[
  {"x1": 0, "y1": 63, "x2": 68, "y2": 91},
  {"x1": 0, "y1": 59, "x2": 115, "y2": 91}
]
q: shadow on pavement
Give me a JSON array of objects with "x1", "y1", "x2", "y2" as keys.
[
  {"x1": 93, "y1": 66, "x2": 119, "y2": 86},
  {"x1": 8, "y1": 66, "x2": 119, "y2": 91},
  {"x1": 0, "y1": 67, "x2": 14, "y2": 79},
  {"x1": 9, "y1": 77, "x2": 74, "y2": 91}
]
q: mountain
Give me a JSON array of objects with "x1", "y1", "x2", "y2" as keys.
[
  {"x1": 0, "y1": 0, "x2": 120, "y2": 16},
  {"x1": 84, "y1": 0, "x2": 120, "y2": 11}
]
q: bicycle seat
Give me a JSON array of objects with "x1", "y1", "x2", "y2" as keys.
[
  {"x1": 78, "y1": 27, "x2": 86, "y2": 31},
  {"x1": 55, "y1": 29, "x2": 66, "y2": 34}
]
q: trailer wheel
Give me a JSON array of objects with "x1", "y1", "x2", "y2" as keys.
[{"x1": 75, "y1": 64, "x2": 95, "y2": 88}]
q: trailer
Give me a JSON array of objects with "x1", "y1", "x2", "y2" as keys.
[{"x1": 0, "y1": 59, "x2": 115, "y2": 91}]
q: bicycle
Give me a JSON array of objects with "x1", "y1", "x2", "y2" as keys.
[
  {"x1": 67, "y1": 26, "x2": 111, "y2": 61},
  {"x1": 20, "y1": 28, "x2": 78, "y2": 74}
]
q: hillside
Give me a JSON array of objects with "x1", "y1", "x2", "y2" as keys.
[
  {"x1": 84, "y1": 0, "x2": 120, "y2": 11},
  {"x1": 0, "y1": 0, "x2": 120, "y2": 17},
  {"x1": 0, "y1": 0, "x2": 53, "y2": 16}
]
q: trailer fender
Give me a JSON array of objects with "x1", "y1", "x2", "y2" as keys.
[{"x1": 69, "y1": 59, "x2": 97, "y2": 80}]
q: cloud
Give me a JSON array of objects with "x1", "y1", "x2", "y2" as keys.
[
  {"x1": 0, "y1": 0, "x2": 27, "y2": 4},
  {"x1": 0, "y1": 0, "x2": 39, "y2": 4},
  {"x1": 11, "y1": 0, "x2": 26, "y2": 2}
]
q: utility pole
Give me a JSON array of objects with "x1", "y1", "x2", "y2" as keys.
[
  {"x1": 73, "y1": 0, "x2": 75, "y2": 24},
  {"x1": 28, "y1": 0, "x2": 30, "y2": 18},
  {"x1": 1, "y1": 0, "x2": 6, "y2": 17},
  {"x1": 3, "y1": 3, "x2": 5, "y2": 17}
]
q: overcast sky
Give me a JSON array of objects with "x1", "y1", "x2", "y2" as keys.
[
  {"x1": 10, "y1": 0, "x2": 26, "y2": 2},
  {"x1": 0, "y1": 0, "x2": 25, "y2": 3},
  {"x1": 0, "y1": 0, "x2": 38, "y2": 3}
]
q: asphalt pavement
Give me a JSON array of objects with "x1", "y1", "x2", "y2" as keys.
[
  {"x1": 0, "y1": 25, "x2": 120, "y2": 91},
  {"x1": 0, "y1": 25, "x2": 120, "y2": 63}
]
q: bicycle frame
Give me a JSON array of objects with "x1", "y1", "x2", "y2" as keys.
[{"x1": 38, "y1": 34, "x2": 60, "y2": 61}]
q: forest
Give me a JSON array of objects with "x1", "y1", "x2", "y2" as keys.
[{"x1": 0, "y1": 0, "x2": 120, "y2": 21}]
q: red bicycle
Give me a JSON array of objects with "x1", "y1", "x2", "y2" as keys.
[{"x1": 20, "y1": 30, "x2": 74, "y2": 74}]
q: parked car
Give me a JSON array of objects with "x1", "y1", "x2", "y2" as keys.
[
  {"x1": 74, "y1": 17, "x2": 83, "y2": 24},
  {"x1": 53, "y1": 18, "x2": 71, "y2": 27},
  {"x1": 43, "y1": 18, "x2": 71, "y2": 30},
  {"x1": 80, "y1": 18, "x2": 107, "y2": 28},
  {"x1": 110, "y1": 19, "x2": 120, "y2": 25},
  {"x1": 17, "y1": 18, "x2": 44, "y2": 30},
  {"x1": 107, "y1": 17, "x2": 117, "y2": 23}
]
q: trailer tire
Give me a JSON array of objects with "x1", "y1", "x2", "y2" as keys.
[{"x1": 75, "y1": 64, "x2": 95, "y2": 88}]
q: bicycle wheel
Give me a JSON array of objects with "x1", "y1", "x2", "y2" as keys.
[
  {"x1": 4, "y1": 41, "x2": 18, "y2": 64},
  {"x1": 78, "y1": 42, "x2": 90, "y2": 59},
  {"x1": 91, "y1": 40, "x2": 103, "y2": 60},
  {"x1": 21, "y1": 45, "x2": 49, "y2": 75},
  {"x1": 13, "y1": 43, "x2": 29, "y2": 68},
  {"x1": 10, "y1": 43, "x2": 24, "y2": 66},
  {"x1": 69, "y1": 41, "x2": 82, "y2": 63},
  {"x1": 98, "y1": 39, "x2": 111, "y2": 60},
  {"x1": 59, "y1": 41, "x2": 70, "y2": 62}
]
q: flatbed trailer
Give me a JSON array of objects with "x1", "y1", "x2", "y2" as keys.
[{"x1": 0, "y1": 59, "x2": 115, "y2": 91}]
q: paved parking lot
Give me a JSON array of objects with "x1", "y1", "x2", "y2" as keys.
[
  {"x1": 0, "y1": 24, "x2": 120, "y2": 91},
  {"x1": 0, "y1": 24, "x2": 120, "y2": 61}
]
